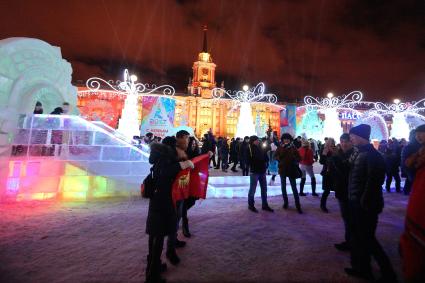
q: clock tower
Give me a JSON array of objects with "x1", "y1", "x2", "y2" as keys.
[{"x1": 188, "y1": 26, "x2": 217, "y2": 98}]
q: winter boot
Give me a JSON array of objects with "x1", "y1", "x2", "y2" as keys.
[
  {"x1": 299, "y1": 178, "x2": 307, "y2": 196},
  {"x1": 182, "y1": 217, "x2": 191, "y2": 238},
  {"x1": 166, "y1": 249, "x2": 180, "y2": 266},
  {"x1": 311, "y1": 177, "x2": 318, "y2": 196},
  {"x1": 282, "y1": 196, "x2": 289, "y2": 209}
]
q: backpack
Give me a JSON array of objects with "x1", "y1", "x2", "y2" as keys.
[{"x1": 141, "y1": 166, "x2": 157, "y2": 199}]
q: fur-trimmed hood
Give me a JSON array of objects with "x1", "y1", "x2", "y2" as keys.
[{"x1": 149, "y1": 142, "x2": 177, "y2": 164}]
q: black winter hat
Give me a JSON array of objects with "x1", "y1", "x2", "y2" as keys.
[
  {"x1": 281, "y1": 133, "x2": 293, "y2": 141},
  {"x1": 349, "y1": 124, "x2": 371, "y2": 140},
  {"x1": 416, "y1": 124, "x2": 425, "y2": 133},
  {"x1": 340, "y1": 133, "x2": 350, "y2": 141},
  {"x1": 35, "y1": 101, "x2": 42, "y2": 107},
  {"x1": 249, "y1": 135, "x2": 259, "y2": 143}
]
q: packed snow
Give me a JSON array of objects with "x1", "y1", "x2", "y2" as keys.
[{"x1": 0, "y1": 193, "x2": 407, "y2": 283}]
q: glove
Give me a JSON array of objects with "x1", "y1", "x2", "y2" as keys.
[
  {"x1": 179, "y1": 160, "x2": 195, "y2": 170},
  {"x1": 186, "y1": 160, "x2": 195, "y2": 169}
]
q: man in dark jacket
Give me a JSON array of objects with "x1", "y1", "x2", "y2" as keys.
[
  {"x1": 275, "y1": 133, "x2": 303, "y2": 214},
  {"x1": 344, "y1": 124, "x2": 397, "y2": 282},
  {"x1": 247, "y1": 135, "x2": 274, "y2": 213},
  {"x1": 230, "y1": 137, "x2": 240, "y2": 172},
  {"x1": 329, "y1": 133, "x2": 354, "y2": 251},
  {"x1": 239, "y1": 136, "x2": 250, "y2": 176},
  {"x1": 145, "y1": 140, "x2": 193, "y2": 283},
  {"x1": 383, "y1": 146, "x2": 401, "y2": 192},
  {"x1": 401, "y1": 129, "x2": 421, "y2": 195}
]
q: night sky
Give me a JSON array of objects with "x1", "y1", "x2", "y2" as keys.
[{"x1": 1, "y1": 0, "x2": 424, "y2": 102}]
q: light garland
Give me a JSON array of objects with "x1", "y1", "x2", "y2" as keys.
[
  {"x1": 85, "y1": 69, "x2": 175, "y2": 97},
  {"x1": 372, "y1": 98, "x2": 425, "y2": 114},
  {"x1": 303, "y1": 91, "x2": 364, "y2": 111}
]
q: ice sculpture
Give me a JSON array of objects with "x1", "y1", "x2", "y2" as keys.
[
  {"x1": 0, "y1": 38, "x2": 77, "y2": 199},
  {"x1": 354, "y1": 113, "x2": 389, "y2": 141}
]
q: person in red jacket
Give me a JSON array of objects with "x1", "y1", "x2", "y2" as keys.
[
  {"x1": 298, "y1": 139, "x2": 317, "y2": 196},
  {"x1": 401, "y1": 124, "x2": 425, "y2": 282}
]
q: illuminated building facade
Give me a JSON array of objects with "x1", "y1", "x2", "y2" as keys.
[{"x1": 77, "y1": 27, "x2": 283, "y2": 138}]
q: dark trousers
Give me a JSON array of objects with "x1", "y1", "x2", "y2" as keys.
[
  {"x1": 248, "y1": 173, "x2": 269, "y2": 208},
  {"x1": 209, "y1": 154, "x2": 217, "y2": 167},
  {"x1": 349, "y1": 202, "x2": 396, "y2": 277},
  {"x1": 385, "y1": 172, "x2": 401, "y2": 192},
  {"x1": 167, "y1": 200, "x2": 183, "y2": 251},
  {"x1": 231, "y1": 158, "x2": 238, "y2": 170},
  {"x1": 321, "y1": 189, "x2": 331, "y2": 208},
  {"x1": 280, "y1": 175, "x2": 301, "y2": 208},
  {"x1": 216, "y1": 155, "x2": 221, "y2": 168},
  {"x1": 241, "y1": 162, "x2": 250, "y2": 176},
  {"x1": 338, "y1": 199, "x2": 350, "y2": 243},
  {"x1": 146, "y1": 235, "x2": 164, "y2": 282},
  {"x1": 403, "y1": 177, "x2": 412, "y2": 195},
  {"x1": 221, "y1": 154, "x2": 229, "y2": 171}
]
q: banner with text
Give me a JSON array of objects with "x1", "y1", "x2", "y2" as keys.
[{"x1": 140, "y1": 96, "x2": 176, "y2": 138}]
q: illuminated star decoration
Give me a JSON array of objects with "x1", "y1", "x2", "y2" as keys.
[{"x1": 212, "y1": 82, "x2": 278, "y2": 112}]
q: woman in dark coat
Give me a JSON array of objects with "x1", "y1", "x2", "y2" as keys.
[
  {"x1": 319, "y1": 138, "x2": 336, "y2": 213},
  {"x1": 145, "y1": 139, "x2": 192, "y2": 283}
]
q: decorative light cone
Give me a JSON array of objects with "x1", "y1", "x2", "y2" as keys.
[
  {"x1": 236, "y1": 102, "x2": 256, "y2": 138},
  {"x1": 322, "y1": 108, "x2": 343, "y2": 141},
  {"x1": 391, "y1": 112, "x2": 410, "y2": 139},
  {"x1": 117, "y1": 93, "x2": 140, "y2": 139}
]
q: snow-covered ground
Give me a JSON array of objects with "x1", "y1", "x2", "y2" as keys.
[{"x1": 0, "y1": 193, "x2": 407, "y2": 283}]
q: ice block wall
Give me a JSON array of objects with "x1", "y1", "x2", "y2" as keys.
[{"x1": 3, "y1": 114, "x2": 150, "y2": 201}]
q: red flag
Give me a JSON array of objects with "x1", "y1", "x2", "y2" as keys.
[
  {"x1": 171, "y1": 154, "x2": 210, "y2": 204},
  {"x1": 189, "y1": 154, "x2": 210, "y2": 199}
]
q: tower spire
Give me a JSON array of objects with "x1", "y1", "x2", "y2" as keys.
[{"x1": 202, "y1": 25, "x2": 208, "y2": 53}]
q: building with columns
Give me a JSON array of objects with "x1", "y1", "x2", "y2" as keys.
[{"x1": 77, "y1": 26, "x2": 284, "y2": 138}]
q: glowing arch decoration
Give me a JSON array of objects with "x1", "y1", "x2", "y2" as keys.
[
  {"x1": 86, "y1": 69, "x2": 176, "y2": 97},
  {"x1": 370, "y1": 98, "x2": 425, "y2": 139},
  {"x1": 212, "y1": 82, "x2": 278, "y2": 111},
  {"x1": 303, "y1": 91, "x2": 364, "y2": 111},
  {"x1": 301, "y1": 91, "x2": 364, "y2": 141},
  {"x1": 372, "y1": 98, "x2": 425, "y2": 114},
  {"x1": 211, "y1": 83, "x2": 278, "y2": 138},
  {"x1": 85, "y1": 69, "x2": 176, "y2": 139}
]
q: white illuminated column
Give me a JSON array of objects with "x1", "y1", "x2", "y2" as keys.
[
  {"x1": 391, "y1": 112, "x2": 410, "y2": 139},
  {"x1": 236, "y1": 102, "x2": 256, "y2": 138},
  {"x1": 117, "y1": 72, "x2": 141, "y2": 139},
  {"x1": 322, "y1": 108, "x2": 343, "y2": 141}
]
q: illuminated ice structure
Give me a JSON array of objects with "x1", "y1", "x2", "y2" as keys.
[
  {"x1": 6, "y1": 114, "x2": 150, "y2": 201},
  {"x1": 212, "y1": 83, "x2": 277, "y2": 138},
  {"x1": 303, "y1": 91, "x2": 363, "y2": 141},
  {"x1": 0, "y1": 38, "x2": 78, "y2": 200},
  {"x1": 354, "y1": 113, "x2": 389, "y2": 141},
  {"x1": 371, "y1": 99, "x2": 425, "y2": 139}
]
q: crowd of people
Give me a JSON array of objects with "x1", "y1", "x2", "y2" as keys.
[{"x1": 142, "y1": 123, "x2": 425, "y2": 283}]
